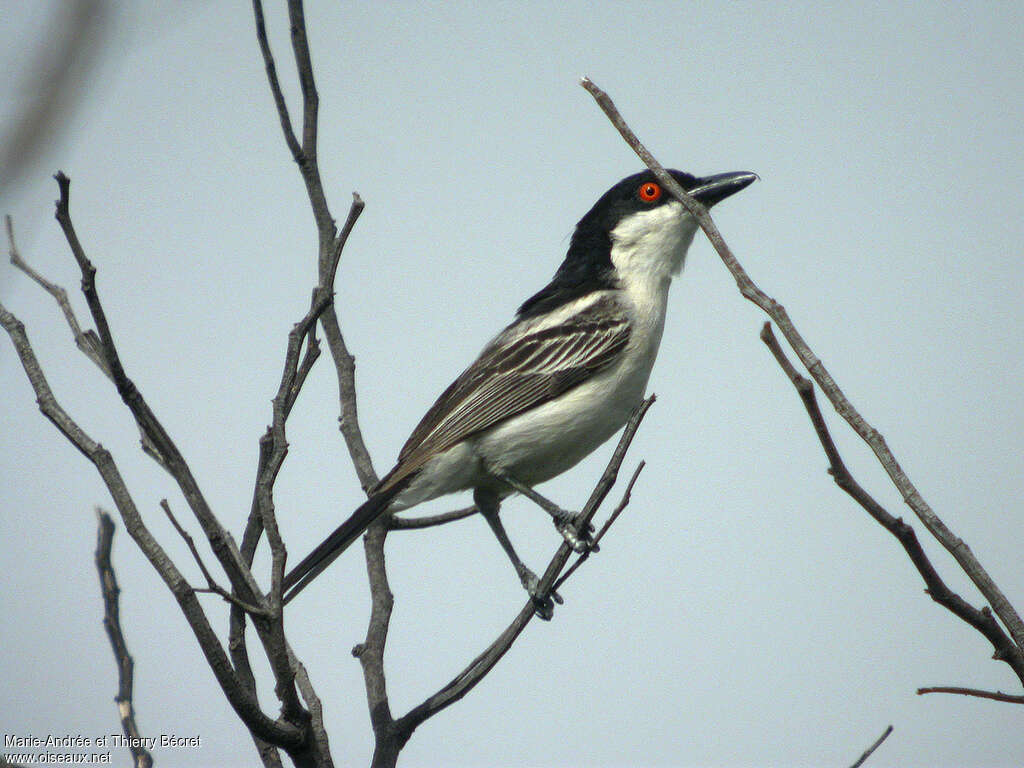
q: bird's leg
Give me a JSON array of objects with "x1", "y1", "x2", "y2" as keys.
[
  {"x1": 488, "y1": 468, "x2": 597, "y2": 554},
  {"x1": 473, "y1": 488, "x2": 560, "y2": 619}
]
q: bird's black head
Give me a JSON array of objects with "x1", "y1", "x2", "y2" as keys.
[{"x1": 517, "y1": 169, "x2": 756, "y2": 318}]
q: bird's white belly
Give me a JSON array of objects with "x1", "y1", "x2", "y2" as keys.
[
  {"x1": 471, "y1": 358, "x2": 648, "y2": 484},
  {"x1": 393, "y1": 282, "x2": 669, "y2": 510}
]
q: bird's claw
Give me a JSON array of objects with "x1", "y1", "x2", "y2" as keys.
[
  {"x1": 521, "y1": 570, "x2": 562, "y2": 620},
  {"x1": 556, "y1": 518, "x2": 598, "y2": 554}
]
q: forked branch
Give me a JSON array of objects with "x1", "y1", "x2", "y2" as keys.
[
  {"x1": 581, "y1": 75, "x2": 1024, "y2": 661},
  {"x1": 760, "y1": 322, "x2": 1024, "y2": 690}
]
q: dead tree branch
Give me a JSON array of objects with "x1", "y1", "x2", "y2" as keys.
[
  {"x1": 581, "y1": 75, "x2": 1024, "y2": 664},
  {"x1": 52, "y1": 172, "x2": 264, "y2": 604},
  {"x1": 848, "y1": 725, "x2": 893, "y2": 768},
  {"x1": 386, "y1": 505, "x2": 478, "y2": 530},
  {"x1": 0, "y1": 292, "x2": 303, "y2": 749},
  {"x1": 916, "y1": 686, "x2": 1024, "y2": 704},
  {"x1": 94, "y1": 509, "x2": 154, "y2": 768},
  {"x1": 392, "y1": 396, "x2": 655, "y2": 740},
  {"x1": 760, "y1": 322, "x2": 1024, "y2": 689}
]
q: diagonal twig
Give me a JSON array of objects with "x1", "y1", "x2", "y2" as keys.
[
  {"x1": 848, "y1": 725, "x2": 893, "y2": 768},
  {"x1": 7, "y1": 214, "x2": 110, "y2": 377},
  {"x1": 553, "y1": 460, "x2": 645, "y2": 592},
  {"x1": 394, "y1": 395, "x2": 655, "y2": 734},
  {"x1": 580, "y1": 75, "x2": 1024, "y2": 657},
  {"x1": 95, "y1": 509, "x2": 154, "y2": 768},
  {"x1": 161, "y1": 500, "x2": 270, "y2": 617},
  {"x1": 759, "y1": 322, "x2": 1024, "y2": 686}
]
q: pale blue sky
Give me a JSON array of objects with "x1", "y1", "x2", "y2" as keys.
[{"x1": 2, "y1": 2, "x2": 1022, "y2": 766}]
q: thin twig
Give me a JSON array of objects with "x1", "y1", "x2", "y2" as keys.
[
  {"x1": 94, "y1": 509, "x2": 153, "y2": 768},
  {"x1": 252, "y1": 0, "x2": 301, "y2": 162},
  {"x1": 6, "y1": 214, "x2": 110, "y2": 377},
  {"x1": 3, "y1": 202, "x2": 302, "y2": 749},
  {"x1": 580, "y1": 76, "x2": 1024, "y2": 653},
  {"x1": 161, "y1": 500, "x2": 270, "y2": 617},
  {"x1": 916, "y1": 687, "x2": 1024, "y2": 704},
  {"x1": 52, "y1": 171, "x2": 265, "y2": 604},
  {"x1": 759, "y1": 322, "x2": 1024, "y2": 685},
  {"x1": 395, "y1": 396, "x2": 655, "y2": 734},
  {"x1": 553, "y1": 461, "x2": 645, "y2": 592},
  {"x1": 848, "y1": 725, "x2": 893, "y2": 768},
  {"x1": 387, "y1": 505, "x2": 478, "y2": 530}
]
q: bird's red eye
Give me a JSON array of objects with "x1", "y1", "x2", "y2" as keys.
[{"x1": 638, "y1": 182, "x2": 661, "y2": 202}]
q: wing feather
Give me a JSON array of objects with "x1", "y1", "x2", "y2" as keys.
[{"x1": 379, "y1": 296, "x2": 630, "y2": 490}]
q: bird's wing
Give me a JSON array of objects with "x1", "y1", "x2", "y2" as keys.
[{"x1": 378, "y1": 295, "x2": 630, "y2": 490}]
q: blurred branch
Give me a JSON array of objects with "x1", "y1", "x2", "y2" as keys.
[
  {"x1": 848, "y1": 725, "x2": 893, "y2": 768},
  {"x1": 580, "y1": 76, "x2": 1024, "y2": 653},
  {"x1": 94, "y1": 509, "x2": 154, "y2": 768},
  {"x1": 759, "y1": 322, "x2": 1024, "y2": 688},
  {"x1": 0, "y1": 0, "x2": 109, "y2": 198}
]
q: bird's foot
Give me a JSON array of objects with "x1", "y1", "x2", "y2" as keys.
[
  {"x1": 555, "y1": 517, "x2": 599, "y2": 554},
  {"x1": 520, "y1": 568, "x2": 562, "y2": 621}
]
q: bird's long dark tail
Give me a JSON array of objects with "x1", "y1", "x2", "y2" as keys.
[{"x1": 283, "y1": 480, "x2": 408, "y2": 604}]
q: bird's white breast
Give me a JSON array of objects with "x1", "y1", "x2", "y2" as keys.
[{"x1": 394, "y1": 203, "x2": 698, "y2": 507}]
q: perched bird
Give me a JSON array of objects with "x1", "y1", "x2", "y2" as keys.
[{"x1": 284, "y1": 168, "x2": 756, "y2": 610}]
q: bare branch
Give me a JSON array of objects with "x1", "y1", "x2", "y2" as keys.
[
  {"x1": 848, "y1": 725, "x2": 893, "y2": 768},
  {"x1": 917, "y1": 687, "x2": 1024, "y2": 704},
  {"x1": 355, "y1": 521, "x2": 399, "y2": 763},
  {"x1": 7, "y1": 215, "x2": 109, "y2": 377},
  {"x1": 0, "y1": 301, "x2": 301, "y2": 747},
  {"x1": 252, "y1": 0, "x2": 302, "y2": 163},
  {"x1": 580, "y1": 75, "x2": 1024, "y2": 654},
  {"x1": 396, "y1": 396, "x2": 655, "y2": 733},
  {"x1": 387, "y1": 505, "x2": 478, "y2": 530},
  {"x1": 759, "y1": 322, "x2": 1024, "y2": 684},
  {"x1": 52, "y1": 172, "x2": 265, "y2": 605},
  {"x1": 160, "y1": 500, "x2": 271, "y2": 617},
  {"x1": 259, "y1": 287, "x2": 334, "y2": 600},
  {"x1": 252, "y1": 0, "x2": 333, "y2": 239},
  {"x1": 289, "y1": 647, "x2": 336, "y2": 768},
  {"x1": 94, "y1": 509, "x2": 153, "y2": 768},
  {"x1": 318, "y1": 196, "x2": 376, "y2": 491},
  {"x1": 253, "y1": 1, "x2": 375, "y2": 493},
  {"x1": 553, "y1": 460, "x2": 645, "y2": 592}
]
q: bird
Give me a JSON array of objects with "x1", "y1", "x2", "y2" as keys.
[{"x1": 283, "y1": 167, "x2": 756, "y2": 611}]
